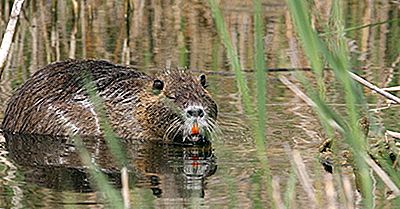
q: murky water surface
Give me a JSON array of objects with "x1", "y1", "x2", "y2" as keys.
[{"x1": 0, "y1": 0, "x2": 399, "y2": 208}]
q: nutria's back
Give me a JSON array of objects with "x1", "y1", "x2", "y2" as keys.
[{"x1": 2, "y1": 59, "x2": 218, "y2": 144}]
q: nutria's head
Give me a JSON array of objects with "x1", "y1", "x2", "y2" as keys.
[{"x1": 136, "y1": 69, "x2": 218, "y2": 145}]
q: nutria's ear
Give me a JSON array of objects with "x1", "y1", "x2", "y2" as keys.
[
  {"x1": 199, "y1": 74, "x2": 208, "y2": 88},
  {"x1": 152, "y1": 79, "x2": 164, "y2": 94}
]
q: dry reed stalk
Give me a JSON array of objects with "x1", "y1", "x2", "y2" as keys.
[
  {"x1": 38, "y1": 0, "x2": 52, "y2": 63},
  {"x1": 1, "y1": 43, "x2": 14, "y2": 98},
  {"x1": 284, "y1": 144, "x2": 318, "y2": 209},
  {"x1": 121, "y1": 167, "x2": 131, "y2": 209},
  {"x1": 71, "y1": 0, "x2": 79, "y2": 18},
  {"x1": 122, "y1": 0, "x2": 131, "y2": 65},
  {"x1": 15, "y1": 20, "x2": 27, "y2": 79},
  {"x1": 272, "y1": 176, "x2": 285, "y2": 209},
  {"x1": 30, "y1": 12, "x2": 38, "y2": 72},
  {"x1": 0, "y1": 0, "x2": 25, "y2": 78},
  {"x1": 280, "y1": 71, "x2": 400, "y2": 129},
  {"x1": 122, "y1": 38, "x2": 130, "y2": 65},
  {"x1": 4, "y1": 0, "x2": 10, "y2": 21},
  {"x1": 278, "y1": 76, "x2": 315, "y2": 107},
  {"x1": 342, "y1": 175, "x2": 354, "y2": 209},
  {"x1": 324, "y1": 173, "x2": 337, "y2": 209},
  {"x1": 57, "y1": 0, "x2": 68, "y2": 57},
  {"x1": 68, "y1": 0, "x2": 78, "y2": 59},
  {"x1": 80, "y1": 0, "x2": 87, "y2": 58},
  {"x1": 130, "y1": 0, "x2": 145, "y2": 59},
  {"x1": 360, "y1": 0, "x2": 372, "y2": 57},
  {"x1": 69, "y1": 17, "x2": 78, "y2": 59},
  {"x1": 51, "y1": 0, "x2": 60, "y2": 60}
]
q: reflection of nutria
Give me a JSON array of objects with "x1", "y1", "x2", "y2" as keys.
[
  {"x1": 4, "y1": 133, "x2": 217, "y2": 197},
  {"x1": 1, "y1": 59, "x2": 218, "y2": 144}
]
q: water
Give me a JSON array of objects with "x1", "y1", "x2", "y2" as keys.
[{"x1": 0, "y1": 0, "x2": 399, "y2": 208}]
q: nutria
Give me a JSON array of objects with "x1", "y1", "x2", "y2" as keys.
[{"x1": 1, "y1": 59, "x2": 218, "y2": 144}]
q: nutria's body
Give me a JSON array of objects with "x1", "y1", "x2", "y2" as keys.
[{"x1": 1, "y1": 59, "x2": 218, "y2": 143}]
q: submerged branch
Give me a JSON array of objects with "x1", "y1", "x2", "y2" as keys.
[
  {"x1": 0, "y1": 0, "x2": 25, "y2": 79},
  {"x1": 349, "y1": 72, "x2": 400, "y2": 104},
  {"x1": 363, "y1": 155, "x2": 400, "y2": 198}
]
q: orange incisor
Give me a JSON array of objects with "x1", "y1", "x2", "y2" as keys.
[{"x1": 191, "y1": 123, "x2": 200, "y2": 135}]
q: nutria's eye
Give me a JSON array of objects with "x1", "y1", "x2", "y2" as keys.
[
  {"x1": 199, "y1": 74, "x2": 208, "y2": 88},
  {"x1": 152, "y1": 79, "x2": 164, "y2": 95}
]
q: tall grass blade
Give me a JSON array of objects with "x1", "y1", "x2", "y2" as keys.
[
  {"x1": 74, "y1": 136, "x2": 124, "y2": 208},
  {"x1": 207, "y1": 0, "x2": 252, "y2": 115},
  {"x1": 71, "y1": 73, "x2": 130, "y2": 207},
  {"x1": 82, "y1": 74, "x2": 128, "y2": 167},
  {"x1": 321, "y1": 18, "x2": 400, "y2": 36},
  {"x1": 253, "y1": 0, "x2": 275, "y2": 208},
  {"x1": 254, "y1": 0, "x2": 266, "y2": 139},
  {"x1": 252, "y1": 0, "x2": 269, "y2": 170},
  {"x1": 283, "y1": 170, "x2": 297, "y2": 209}
]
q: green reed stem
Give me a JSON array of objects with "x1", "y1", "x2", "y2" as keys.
[
  {"x1": 77, "y1": 74, "x2": 130, "y2": 207},
  {"x1": 254, "y1": 0, "x2": 267, "y2": 146},
  {"x1": 82, "y1": 75, "x2": 128, "y2": 167},
  {"x1": 283, "y1": 170, "x2": 297, "y2": 209},
  {"x1": 253, "y1": 0, "x2": 275, "y2": 208},
  {"x1": 207, "y1": 0, "x2": 252, "y2": 115},
  {"x1": 250, "y1": 172, "x2": 263, "y2": 209},
  {"x1": 74, "y1": 136, "x2": 124, "y2": 208},
  {"x1": 321, "y1": 18, "x2": 400, "y2": 36}
]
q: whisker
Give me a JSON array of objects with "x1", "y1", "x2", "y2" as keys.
[
  {"x1": 166, "y1": 117, "x2": 184, "y2": 141},
  {"x1": 163, "y1": 117, "x2": 181, "y2": 140},
  {"x1": 206, "y1": 117, "x2": 222, "y2": 138},
  {"x1": 174, "y1": 124, "x2": 185, "y2": 141},
  {"x1": 167, "y1": 119, "x2": 181, "y2": 137}
]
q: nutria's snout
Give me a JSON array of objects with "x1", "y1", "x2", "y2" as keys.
[
  {"x1": 179, "y1": 105, "x2": 216, "y2": 145},
  {"x1": 186, "y1": 107, "x2": 205, "y2": 118}
]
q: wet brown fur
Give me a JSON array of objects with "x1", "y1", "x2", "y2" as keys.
[{"x1": 1, "y1": 59, "x2": 218, "y2": 140}]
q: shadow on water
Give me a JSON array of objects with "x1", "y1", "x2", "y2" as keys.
[{"x1": 3, "y1": 132, "x2": 217, "y2": 199}]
